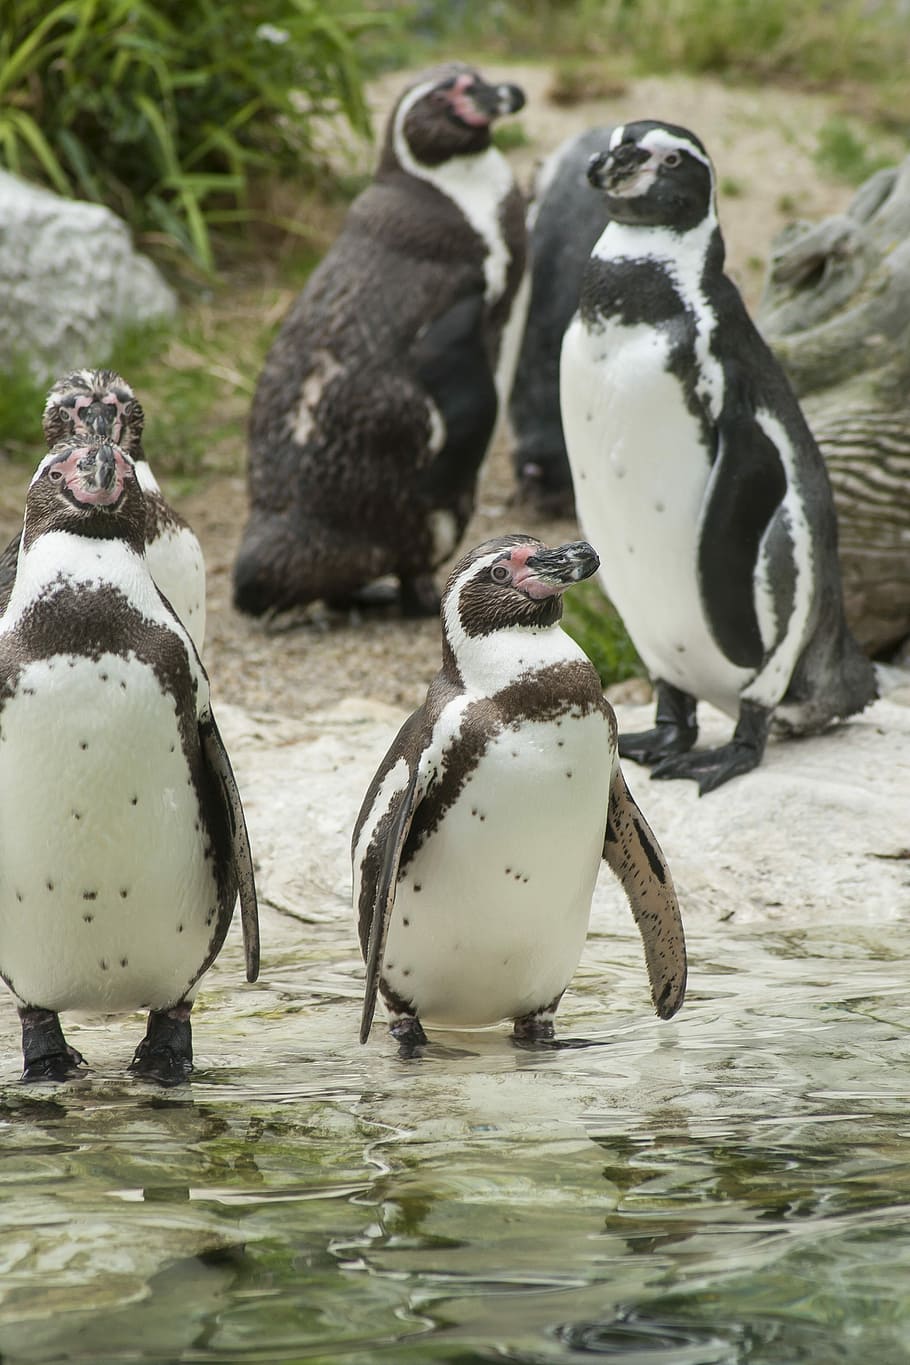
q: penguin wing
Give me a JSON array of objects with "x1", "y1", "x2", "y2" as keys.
[
  {"x1": 603, "y1": 764, "x2": 686, "y2": 1019},
  {"x1": 410, "y1": 292, "x2": 499, "y2": 503},
  {"x1": 698, "y1": 396, "x2": 790, "y2": 669},
  {"x1": 199, "y1": 707, "x2": 260, "y2": 983},
  {"x1": 0, "y1": 528, "x2": 22, "y2": 615},
  {"x1": 358, "y1": 759, "x2": 424, "y2": 1045}
]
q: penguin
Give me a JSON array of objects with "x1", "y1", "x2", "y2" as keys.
[
  {"x1": 0, "y1": 368, "x2": 207, "y2": 652},
  {"x1": 509, "y1": 127, "x2": 613, "y2": 512},
  {"x1": 352, "y1": 533, "x2": 686, "y2": 1053},
  {"x1": 0, "y1": 434, "x2": 258, "y2": 1084},
  {"x1": 234, "y1": 63, "x2": 528, "y2": 619},
  {"x1": 559, "y1": 120, "x2": 878, "y2": 795}
]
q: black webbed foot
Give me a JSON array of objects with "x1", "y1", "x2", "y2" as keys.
[
  {"x1": 618, "y1": 680, "x2": 698, "y2": 767},
  {"x1": 399, "y1": 574, "x2": 441, "y2": 618},
  {"x1": 19, "y1": 1008, "x2": 86, "y2": 1083},
  {"x1": 130, "y1": 1006, "x2": 193, "y2": 1087},
  {"x1": 650, "y1": 700, "x2": 771, "y2": 795},
  {"x1": 390, "y1": 1015, "x2": 428, "y2": 1059}
]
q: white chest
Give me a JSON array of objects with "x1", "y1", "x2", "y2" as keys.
[
  {"x1": 0, "y1": 653, "x2": 219, "y2": 1014},
  {"x1": 146, "y1": 522, "x2": 207, "y2": 655},
  {"x1": 560, "y1": 314, "x2": 752, "y2": 712},
  {"x1": 382, "y1": 710, "x2": 614, "y2": 1027}
]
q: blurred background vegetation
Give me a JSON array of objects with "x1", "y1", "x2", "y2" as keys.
[{"x1": 1, "y1": 0, "x2": 908, "y2": 678}]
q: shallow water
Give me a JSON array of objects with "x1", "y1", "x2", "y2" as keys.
[{"x1": 2, "y1": 897, "x2": 909, "y2": 1365}]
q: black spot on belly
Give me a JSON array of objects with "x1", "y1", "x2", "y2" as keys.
[
  {"x1": 99, "y1": 959, "x2": 109, "y2": 970},
  {"x1": 15, "y1": 891, "x2": 22, "y2": 903},
  {"x1": 120, "y1": 888, "x2": 129, "y2": 898},
  {"x1": 120, "y1": 957, "x2": 128, "y2": 968},
  {"x1": 413, "y1": 884, "x2": 422, "y2": 894},
  {"x1": 83, "y1": 913, "x2": 93, "y2": 923},
  {"x1": 99, "y1": 672, "x2": 108, "y2": 681},
  {"x1": 46, "y1": 879, "x2": 54, "y2": 891},
  {"x1": 178, "y1": 923, "x2": 184, "y2": 933},
  {"x1": 402, "y1": 917, "x2": 410, "y2": 927},
  {"x1": 79, "y1": 741, "x2": 88, "y2": 750},
  {"x1": 130, "y1": 796, "x2": 138, "y2": 806},
  {"x1": 82, "y1": 890, "x2": 97, "y2": 901},
  {"x1": 73, "y1": 810, "x2": 82, "y2": 821}
]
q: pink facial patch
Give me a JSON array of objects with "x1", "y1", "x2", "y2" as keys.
[
  {"x1": 448, "y1": 74, "x2": 490, "y2": 128},
  {"x1": 53, "y1": 444, "x2": 131, "y2": 506}
]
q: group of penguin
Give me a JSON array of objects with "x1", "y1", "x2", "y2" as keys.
[{"x1": 0, "y1": 63, "x2": 879, "y2": 1080}]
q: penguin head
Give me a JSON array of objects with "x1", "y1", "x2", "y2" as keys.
[
  {"x1": 443, "y1": 534, "x2": 600, "y2": 644},
  {"x1": 387, "y1": 64, "x2": 525, "y2": 169},
  {"x1": 43, "y1": 368, "x2": 145, "y2": 456},
  {"x1": 23, "y1": 435, "x2": 147, "y2": 551},
  {"x1": 587, "y1": 121, "x2": 715, "y2": 232}
]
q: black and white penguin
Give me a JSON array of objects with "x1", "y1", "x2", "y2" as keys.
[
  {"x1": 352, "y1": 534, "x2": 686, "y2": 1052},
  {"x1": 234, "y1": 63, "x2": 528, "y2": 619},
  {"x1": 509, "y1": 126, "x2": 613, "y2": 512},
  {"x1": 0, "y1": 434, "x2": 258, "y2": 1084},
  {"x1": 0, "y1": 368, "x2": 207, "y2": 651},
  {"x1": 559, "y1": 120, "x2": 878, "y2": 795}
]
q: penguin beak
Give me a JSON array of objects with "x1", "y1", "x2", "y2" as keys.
[
  {"x1": 518, "y1": 541, "x2": 600, "y2": 598},
  {"x1": 449, "y1": 74, "x2": 525, "y2": 126},
  {"x1": 57, "y1": 440, "x2": 130, "y2": 507},
  {"x1": 588, "y1": 143, "x2": 650, "y2": 192}
]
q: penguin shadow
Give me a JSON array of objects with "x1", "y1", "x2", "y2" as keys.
[{"x1": 392, "y1": 1030, "x2": 612, "y2": 1063}]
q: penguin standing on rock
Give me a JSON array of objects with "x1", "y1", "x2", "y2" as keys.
[
  {"x1": 352, "y1": 534, "x2": 686, "y2": 1054},
  {"x1": 0, "y1": 368, "x2": 207, "y2": 652},
  {"x1": 235, "y1": 64, "x2": 528, "y2": 619},
  {"x1": 560, "y1": 120, "x2": 878, "y2": 795},
  {"x1": 0, "y1": 435, "x2": 258, "y2": 1084}
]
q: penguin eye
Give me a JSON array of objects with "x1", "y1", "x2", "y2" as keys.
[
  {"x1": 490, "y1": 563, "x2": 511, "y2": 584},
  {"x1": 47, "y1": 468, "x2": 64, "y2": 483},
  {"x1": 664, "y1": 151, "x2": 681, "y2": 167}
]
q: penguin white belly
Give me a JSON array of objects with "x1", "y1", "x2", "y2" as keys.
[
  {"x1": 146, "y1": 525, "x2": 207, "y2": 655},
  {"x1": 383, "y1": 711, "x2": 612, "y2": 1028},
  {"x1": 0, "y1": 653, "x2": 219, "y2": 1014},
  {"x1": 561, "y1": 317, "x2": 752, "y2": 714}
]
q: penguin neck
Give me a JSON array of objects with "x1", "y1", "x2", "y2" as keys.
[
  {"x1": 390, "y1": 130, "x2": 515, "y2": 305},
  {"x1": 442, "y1": 618, "x2": 586, "y2": 697},
  {"x1": 594, "y1": 211, "x2": 725, "y2": 296},
  {"x1": 4, "y1": 530, "x2": 156, "y2": 627}
]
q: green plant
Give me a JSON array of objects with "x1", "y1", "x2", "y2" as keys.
[
  {"x1": 561, "y1": 579, "x2": 644, "y2": 687},
  {"x1": 814, "y1": 118, "x2": 895, "y2": 186},
  {"x1": 0, "y1": 0, "x2": 389, "y2": 273}
]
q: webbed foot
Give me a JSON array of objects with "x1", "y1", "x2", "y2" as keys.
[
  {"x1": 618, "y1": 681, "x2": 698, "y2": 766},
  {"x1": 650, "y1": 700, "x2": 771, "y2": 795},
  {"x1": 130, "y1": 1006, "x2": 193, "y2": 1086},
  {"x1": 19, "y1": 1008, "x2": 86, "y2": 1083},
  {"x1": 390, "y1": 1015, "x2": 428, "y2": 1059}
]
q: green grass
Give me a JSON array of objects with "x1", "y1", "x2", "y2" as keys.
[
  {"x1": 814, "y1": 117, "x2": 898, "y2": 186},
  {"x1": 561, "y1": 579, "x2": 644, "y2": 687}
]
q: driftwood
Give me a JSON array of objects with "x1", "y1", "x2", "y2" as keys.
[{"x1": 759, "y1": 160, "x2": 910, "y2": 655}]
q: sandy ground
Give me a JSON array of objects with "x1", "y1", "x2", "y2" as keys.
[{"x1": 0, "y1": 66, "x2": 862, "y2": 721}]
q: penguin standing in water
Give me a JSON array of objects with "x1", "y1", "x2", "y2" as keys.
[
  {"x1": 0, "y1": 435, "x2": 258, "y2": 1084},
  {"x1": 0, "y1": 368, "x2": 207, "y2": 652},
  {"x1": 352, "y1": 534, "x2": 686, "y2": 1054},
  {"x1": 560, "y1": 120, "x2": 877, "y2": 795},
  {"x1": 235, "y1": 64, "x2": 528, "y2": 619}
]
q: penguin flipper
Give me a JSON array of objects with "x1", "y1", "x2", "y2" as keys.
[
  {"x1": 603, "y1": 765, "x2": 686, "y2": 1019},
  {"x1": 698, "y1": 416, "x2": 789, "y2": 670},
  {"x1": 199, "y1": 708, "x2": 260, "y2": 983},
  {"x1": 410, "y1": 293, "x2": 499, "y2": 505},
  {"x1": 360, "y1": 763, "x2": 423, "y2": 1045}
]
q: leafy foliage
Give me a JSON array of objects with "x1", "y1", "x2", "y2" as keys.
[{"x1": 0, "y1": 0, "x2": 388, "y2": 272}]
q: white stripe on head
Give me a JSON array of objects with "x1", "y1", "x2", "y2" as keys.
[
  {"x1": 391, "y1": 79, "x2": 516, "y2": 304},
  {"x1": 639, "y1": 126, "x2": 713, "y2": 175},
  {"x1": 609, "y1": 125, "x2": 625, "y2": 150}
]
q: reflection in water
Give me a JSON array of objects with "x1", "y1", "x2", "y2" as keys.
[{"x1": 0, "y1": 911, "x2": 908, "y2": 1362}]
